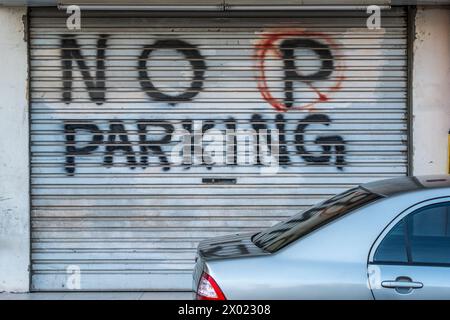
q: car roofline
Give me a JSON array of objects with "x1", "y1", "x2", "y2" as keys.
[{"x1": 361, "y1": 175, "x2": 450, "y2": 197}]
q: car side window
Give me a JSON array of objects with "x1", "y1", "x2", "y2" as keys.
[
  {"x1": 374, "y1": 202, "x2": 450, "y2": 265},
  {"x1": 409, "y1": 203, "x2": 450, "y2": 264},
  {"x1": 374, "y1": 219, "x2": 408, "y2": 263}
]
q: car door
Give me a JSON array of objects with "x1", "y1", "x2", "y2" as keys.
[{"x1": 368, "y1": 199, "x2": 450, "y2": 299}]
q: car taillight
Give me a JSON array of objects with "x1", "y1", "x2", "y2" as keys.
[{"x1": 196, "y1": 272, "x2": 226, "y2": 300}]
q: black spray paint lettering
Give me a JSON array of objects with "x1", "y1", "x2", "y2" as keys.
[
  {"x1": 294, "y1": 114, "x2": 346, "y2": 170},
  {"x1": 104, "y1": 121, "x2": 137, "y2": 169},
  {"x1": 64, "y1": 114, "x2": 346, "y2": 174},
  {"x1": 64, "y1": 120, "x2": 175, "y2": 174},
  {"x1": 138, "y1": 120, "x2": 174, "y2": 171},
  {"x1": 65, "y1": 123, "x2": 104, "y2": 175},
  {"x1": 280, "y1": 38, "x2": 334, "y2": 109},
  {"x1": 138, "y1": 39, "x2": 207, "y2": 105},
  {"x1": 61, "y1": 35, "x2": 108, "y2": 105},
  {"x1": 252, "y1": 113, "x2": 345, "y2": 169},
  {"x1": 59, "y1": 35, "x2": 346, "y2": 173},
  {"x1": 201, "y1": 120, "x2": 215, "y2": 169},
  {"x1": 61, "y1": 36, "x2": 207, "y2": 105}
]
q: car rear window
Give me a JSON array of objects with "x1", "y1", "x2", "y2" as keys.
[{"x1": 252, "y1": 187, "x2": 382, "y2": 253}]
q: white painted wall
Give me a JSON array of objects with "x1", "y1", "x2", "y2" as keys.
[
  {"x1": 413, "y1": 6, "x2": 450, "y2": 175},
  {"x1": 0, "y1": 7, "x2": 29, "y2": 292}
]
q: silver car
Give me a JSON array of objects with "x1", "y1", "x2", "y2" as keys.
[{"x1": 193, "y1": 175, "x2": 450, "y2": 300}]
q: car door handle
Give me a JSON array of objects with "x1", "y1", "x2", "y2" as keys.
[{"x1": 381, "y1": 280, "x2": 423, "y2": 289}]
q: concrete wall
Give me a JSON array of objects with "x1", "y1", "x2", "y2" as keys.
[
  {"x1": 0, "y1": 7, "x2": 29, "y2": 292},
  {"x1": 412, "y1": 6, "x2": 450, "y2": 175}
]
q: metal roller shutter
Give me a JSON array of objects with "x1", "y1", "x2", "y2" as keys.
[{"x1": 30, "y1": 7, "x2": 409, "y2": 291}]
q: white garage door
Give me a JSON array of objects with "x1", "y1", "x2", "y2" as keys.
[{"x1": 30, "y1": 7, "x2": 409, "y2": 290}]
